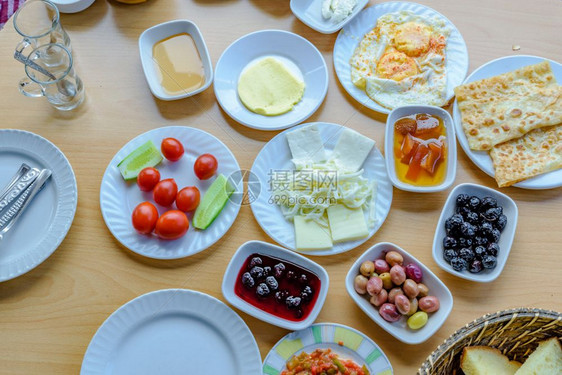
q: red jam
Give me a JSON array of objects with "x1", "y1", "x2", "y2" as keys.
[{"x1": 234, "y1": 253, "x2": 321, "y2": 321}]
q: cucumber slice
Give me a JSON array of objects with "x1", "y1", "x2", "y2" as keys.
[
  {"x1": 117, "y1": 140, "x2": 163, "y2": 180},
  {"x1": 193, "y1": 174, "x2": 234, "y2": 229}
]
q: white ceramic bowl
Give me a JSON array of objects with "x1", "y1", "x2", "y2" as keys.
[
  {"x1": 290, "y1": 0, "x2": 369, "y2": 34},
  {"x1": 345, "y1": 242, "x2": 453, "y2": 345},
  {"x1": 214, "y1": 30, "x2": 328, "y2": 131},
  {"x1": 385, "y1": 105, "x2": 457, "y2": 193},
  {"x1": 52, "y1": 0, "x2": 95, "y2": 13},
  {"x1": 432, "y1": 183, "x2": 518, "y2": 282},
  {"x1": 222, "y1": 240, "x2": 329, "y2": 331},
  {"x1": 138, "y1": 20, "x2": 213, "y2": 101}
]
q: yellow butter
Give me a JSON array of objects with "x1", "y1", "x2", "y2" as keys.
[{"x1": 237, "y1": 57, "x2": 305, "y2": 116}]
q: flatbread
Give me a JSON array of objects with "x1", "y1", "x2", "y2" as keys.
[
  {"x1": 455, "y1": 61, "x2": 562, "y2": 150},
  {"x1": 489, "y1": 124, "x2": 562, "y2": 187}
]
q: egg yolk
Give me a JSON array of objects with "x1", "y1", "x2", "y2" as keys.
[
  {"x1": 375, "y1": 50, "x2": 419, "y2": 81},
  {"x1": 394, "y1": 22, "x2": 432, "y2": 57}
]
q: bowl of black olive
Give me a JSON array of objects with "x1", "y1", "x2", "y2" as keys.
[{"x1": 432, "y1": 183, "x2": 518, "y2": 282}]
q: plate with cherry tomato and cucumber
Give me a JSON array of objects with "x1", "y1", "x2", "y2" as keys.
[{"x1": 100, "y1": 126, "x2": 243, "y2": 259}]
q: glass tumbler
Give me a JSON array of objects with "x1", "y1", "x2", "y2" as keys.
[
  {"x1": 19, "y1": 43, "x2": 85, "y2": 111},
  {"x1": 13, "y1": 0, "x2": 71, "y2": 63}
]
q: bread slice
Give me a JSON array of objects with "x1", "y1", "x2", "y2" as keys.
[
  {"x1": 461, "y1": 346, "x2": 522, "y2": 375},
  {"x1": 514, "y1": 338, "x2": 562, "y2": 375}
]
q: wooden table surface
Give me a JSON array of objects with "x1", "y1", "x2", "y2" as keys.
[{"x1": 0, "y1": 0, "x2": 561, "y2": 373}]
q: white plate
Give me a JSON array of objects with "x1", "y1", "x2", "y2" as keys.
[
  {"x1": 222, "y1": 240, "x2": 329, "y2": 331},
  {"x1": 139, "y1": 20, "x2": 214, "y2": 101},
  {"x1": 81, "y1": 289, "x2": 262, "y2": 375},
  {"x1": 453, "y1": 55, "x2": 562, "y2": 189},
  {"x1": 100, "y1": 126, "x2": 242, "y2": 259},
  {"x1": 214, "y1": 30, "x2": 328, "y2": 131},
  {"x1": 52, "y1": 0, "x2": 95, "y2": 13},
  {"x1": 345, "y1": 242, "x2": 453, "y2": 345},
  {"x1": 263, "y1": 323, "x2": 393, "y2": 374},
  {"x1": 333, "y1": 1, "x2": 469, "y2": 114},
  {"x1": 385, "y1": 105, "x2": 457, "y2": 193},
  {"x1": 0, "y1": 129, "x2": 77, "y2": 282},
  {"x1": 250, "y1": 122, "x2": 393, "y2": 256},
  {"x1": 290, "y1": 0, "x2": 369, "y2": 34}
]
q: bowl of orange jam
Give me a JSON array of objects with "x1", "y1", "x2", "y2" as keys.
[{"x1": 385, "y1": 105, "x2": 457, "y2": 193}]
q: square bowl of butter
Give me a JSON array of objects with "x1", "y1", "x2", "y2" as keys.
[
  {"x1": 139, "y1": 20, "x2": 213, "y2": 101},
  {"x1": 290, "y1": 0, "x2": 369, "y2": 34}
]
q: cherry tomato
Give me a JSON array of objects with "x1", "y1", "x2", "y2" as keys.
[
  {"x1": 176, "y1": 186, "x2": 200, "y2": 212},
  {"x1": 153, "y1": 178, "x2": 178, "y2": 206},
  {"x1": 137, "y1": 167, "x2": 160, "y2": 192},
  {"x1": 161, "y1": 138, "x2": 184, "y2": 162},
  {"x1": 131, "y1": 202, "x2": 158, "y2": 234},
  {"x1": 194, "y1": 154, "x2": 218, "y2": 180},
  {"x1": 154, "y1": 210, "x2": 189, "y2": 240}
]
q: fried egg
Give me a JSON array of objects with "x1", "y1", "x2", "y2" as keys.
[{"x1": 350, "y1": 11, "x2": 450, "y2": 109}]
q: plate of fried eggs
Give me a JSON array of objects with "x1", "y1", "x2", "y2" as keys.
[{"x1": 333, "y1": 2, "x2": 469, "y2": 114}]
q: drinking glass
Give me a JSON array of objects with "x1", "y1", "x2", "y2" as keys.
[
  {"x1": 19, "y1": 44, "x2": 85, "y2": 111},
  {"x1": 13, "y1": 0, "x2": 71, "y2": 62}
]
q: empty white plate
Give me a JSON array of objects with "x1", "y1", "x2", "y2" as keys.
[
  {"x1": 250, "y1": 122, "x2": 393, "y2": 255},
  {"x1": 333, "y1": 2, "x2": 469, "y2": 114},
  {"x1": 452, "y1": 55, "x2": 562, "y2": 189},
  {"x1": 0, "y1": 129, "x2": 77, "y2": 282},
  {"x1": 214, "y1": 30, "x2": 328, "y2": 131},
  {"x1": 100, "y1": 126, "x2": 242, "y2": 259},
  {"x1": 81, "y1": 289, "x2": 262, "y2": 375}
]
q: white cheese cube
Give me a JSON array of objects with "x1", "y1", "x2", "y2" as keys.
[
  {"x1": 327, "y1": 204, "x2": 369, "y2": 242},
  {"x1": 331, "y1": 128, "x2": 375, "y2": 172},
  {"x1": 286, "y1": 124, "x2": 326, "y2": 168},
  {"x1": 294, "y1": 216, "x2": 333, "y2": 251}
]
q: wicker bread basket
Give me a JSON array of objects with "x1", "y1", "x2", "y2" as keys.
[{"x1": 418, "y1": 307, "x2": 562, "y2": 374}]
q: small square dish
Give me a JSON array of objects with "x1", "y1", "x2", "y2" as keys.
[
  {"x1": 385, "y1": 105, "x2": 457, "y2": 193},
  {"x1": 345, "y1": 242, "x2": 453, "y2": 345},
  {"x1": 138, "y1": 20, "x2": 213, "y2": 101},
  {"x1": 222, "y1": 240, "x2": 329, "y2": 331},
  {"x1": 432, "y1": 183, "x2": 518, "y2": 282},
  {"x1": 290, "y1": 0, "x2": 369, "y2": 34}
]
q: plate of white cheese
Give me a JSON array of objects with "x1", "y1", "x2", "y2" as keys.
[
  {"x1": 250, "y1": 123, "x2": 393, "y2": 256},
  {"x1": 291, "y1": 0, "x2": 369, "y2": 34}
]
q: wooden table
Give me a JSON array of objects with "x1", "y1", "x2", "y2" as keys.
[{"x1": 0, "y1": 0, "x2": 560, "y2": 373}]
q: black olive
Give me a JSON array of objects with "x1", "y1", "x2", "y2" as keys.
[
  {"x1": 487, "y1": 242, "x2": 500, "y2": 257},
  {"x1": 250, "y1": 266, "x2": 264, "y2": 279},
  {"x1": 451, "y1": 257, "x2": 468, "y2": 271},
  {"x1": 456, "y1": 206, "x2": 472, "y2": 218},
  {"x1": 445, "y1": 214, "x2": 464, "y2": 236},
  {"x1": 495, "y1": 214, "x2": 507, "y2": 232},
  {"x1": 241, "y1": 272, "x2": 255, "y2": 288},
  {"x1": 479, "y1": 222, "x2": 494, "y2": 238},
  {"x1": 481, "y1": 207, "x2": 503, "y2": 222},
  {"x1": 256, "y1": 283, "x2": 270, "y2": 297},
  {"x1": 490, "y1": 229, "x2": 501, "y2": 243},
  {"x1": 465, "y1": 211, "x2": 480, "y2": 225},
  {"x1": 482, "y1": 255, "x2": 497, "y2": 269},
  {"x1": 459, "y1": 248, "x2": 475, "y2": 263},
  {"x1": 469, "y1": 259, "x2": 483, "y2": 273},
  {"x1": 460, "y1": 222, "x2": 476, "y2": 238},
  {"x1": 457, "y1": 237, "x2": 473, "y2": 249},
  {"x1": 443, "y1": 249, "x2": 458, "y2": 263},
  {"x1": 443, "y1": 236, "x2": 458, "y2": 249},
  {"x1": 456, "y1": 194, "x2": 471, "y2": 208},
  {"x1": 474, "y1": 246, "x2": 487, "y2": 259},
  {"x1": 480, "y1": 197, "x2": 498, "y2": 211},
  {"x1": 468, "y1": 196, "x2": 481, "y2": 211},
  {"x1": 474, "y1": 236, "x2": 488, "y2": 247}
]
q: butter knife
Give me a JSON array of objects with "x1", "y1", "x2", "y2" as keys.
[{"x1": 0, "y1": 169, "x2": 52, "y2": 241}]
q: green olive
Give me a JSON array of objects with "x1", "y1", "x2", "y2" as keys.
[
  {"x1": 379, "y1": 272, "x2": 393, "y2": 290},
  {"x1": 407, "y1": 311, "x2": 428, "y2": 330}
]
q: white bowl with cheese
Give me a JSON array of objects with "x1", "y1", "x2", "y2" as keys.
[
  {"x1": 385, "y1": 105, "x2": 457, "y2": 193},
  {"x1": 290, "y1": 0, "x2": 369, "y2": 34},
  {"x1": 139, "y1": 20, "x2": 213, "y2": 101},
  {"x1": 345, "y1": 242, "x2": 453, "y2": 344}
]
